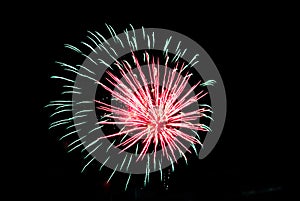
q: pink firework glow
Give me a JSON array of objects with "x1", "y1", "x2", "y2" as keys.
[{"x1": 95, "y1": 51, "x2": 211, "y2": 163}]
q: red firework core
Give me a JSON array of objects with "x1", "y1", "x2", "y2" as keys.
[{"x1": 95, "y1": 51, "x2": 210, "y2": 162}]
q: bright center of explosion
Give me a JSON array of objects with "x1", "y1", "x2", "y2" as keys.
[{"x1": 148, "y1": 105, "x2": 167, "y2": 134}]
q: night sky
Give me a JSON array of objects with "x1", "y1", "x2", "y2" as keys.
[{"x1": 12, "y1": 3, "x2": 292, "y2": 201}]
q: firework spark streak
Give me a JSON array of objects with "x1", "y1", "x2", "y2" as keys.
[{"x1": 46, "y1": 24, "x2": 224, "y2": 190}]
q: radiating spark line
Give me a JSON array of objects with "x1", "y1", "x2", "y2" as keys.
[
  {"x1": 181, "y1": 48, "x2": 187, "y2": 58},
  {"x1": 84, "y1": 138, "x2": 100, "y2": 150},
  {"x1": 129, "y1": 24, "x2": 138, "y2": 50},
  {"x1": 179, "y1": 148, "x2": 188, "y2": 165},
  {"x1": 147, "y1": 34, "x2": 151, "y2": 49},
  {"x1": 55, "y1": 61, "x2": 78, "y2": 71},
  {"x1": 126, "y1": 155, "x2": 133, "y2": 171},
  {"x1": 163, "y1": 36, "x2": 172, "y2": 55},
  {"x1": 175, "y1": 41, "x2": 181, "y2": 52},
  {"x1": 183, "y1": 54, "x2": 199, "y2": 71},
  {"x1": 169, "y1": 157, "x2": 175, "y2": 172},
  {"x1": 98, "y1": 59, "x2": 113, "y2": 70},
  {"x1": 159, "y1": 161, "x2": 162, "y2": 181},
  {"x1": 95, "y1": 31, "x2": 110, "y2": 46},
  {"x1": 63, "y1": 85, "x2": 81, "y2": 90},
  {"x1": 75, "y1": 100, "x2": 93, "y2": 105},
  {"x1": 50, "y1": 100, "x2": 74, "y2": 103},
  {"x1": 201, "y1": 124, "x2": 212, "y2": 132},
  {"x1": 51, "y1": 76, "x2": 75, "y2": 83},
  {"x1": 191, "y1": 130, "x2": 201, "y2": 141},
  {"x1": 152, "y1": 32, "x2": 155, "y2": 49},
  {"x1": 120, "y1": 130, "x2": 130, "y2": 143},
  {"x1": 120, "y1": 154, "x2": 128, "y2": 171},
  {"x1": 190, "y1": 60, "x2": 199, "y2": 67},
  {"x1": 48, "y1": 121, "x2": 69, "y2": 130},
  {"x1": 147, "y1": 154, "x2": 150, "y2": 183},
  {"x1": 171, "y1": 49, "x2": 181, "y2": 62},
  {"x1": 84, "y1": 143, "x2": 102, "y2": 159},
  {"x1": 81, "y1": 41, "x2": 98, "y2": 54},
  {"x1": 142, "y1": 26, "x2": 145, "y2": 40},
  {"x1": 105, "y1": 23, "x2": 117, "y2": 43},
  {"x1": 152, "y1": 152, "x2": 157, "y2": 171},
  {"x1": 74, "y1": 110, "x2": 93, "y2": 115},
  {"x1": 81, "y1": 53, "x2": 98, "y2": 65},
  {"x1": 190, "y1": 143, "x2": 198, "y2": 157},
  {"x1": 44, "y1": 103, "x2": 66, "y2": 108},
  {"x1": 144, "y1": 166, "x2": 148, "y2": 186},
  {"x1": 68, "y1": 136, "x2": 86, "y2": 147},
  {"x1": 201, "y1": 113, "x2": 214, "y2": 121},
  {"x1": 59, "y1": 130, "x2": 80, "y2": 141},
  {"x1": 144, "y1": 155, "x2": 150, "y2": 186},
  {"x1": 66, "y1": 121, "x2": 87, "y2": 130},
  {"x1": 135, "y1": 144, "x2": 139, "y2": 156},
  {"x1": 201, "y1": 80, "x2": 217, "y2": 86},
  {"x1": 99, "y1": 156, "x2": 110, "y2": 171},
  {"x1": 61, "y1": 91, "x2": 81, "y2": 95},
  {"x1": 81, "y1": 157, "x2": 95, "y2": 173},
  {"x1": 107, "y1": 164, "x2": 119, "y2": 183},
  {"x1": 68, "y1": 141, "x2": 86, "y2": 153},
  {"x1": 125, "y1": 173, "x2": 131, "y2": 191},
  {"x1": 88, "y1": 125, "x2": 104, "y2": 134},
  {"x1": 50, "y1": 109, "x2": 72, "y2": 117},
  {"x1": 110, "y1": 47, "x2": 118, "y2": 57},
  {"x1": 190, "y1": 54, "x2": 199, "y2": 65},
  {"x1": 108, "y1": 24, "x2": 124, "y2": 47},
  {"x1": 86, "y1": 31, "x2": 104, "y2": 49},
  {"x1": 64, "y1": 44, "x2": 82, "y2": 54},
  {"x1": 86, "y1": 35, "x2": 102, "y2": 51},
  {"x1": 54, "y1": 104, "x2": 73, "y2": 110},
  {"x1": 199, "y1": 104, "x2": 212, "y2": 109},
  {"x1": 124, "y1": 29, "x2": 132, "y2": 49},
  {"x1": 106, "y1": 140, "x2": 116, "y2": 152},
  {"x1": 132, "y1": 36, "x2": 138, "y2": 51}
]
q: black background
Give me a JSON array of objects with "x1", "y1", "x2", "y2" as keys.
[{"x1": 9, "y1": 2, "x2": 293, "y2": 201}]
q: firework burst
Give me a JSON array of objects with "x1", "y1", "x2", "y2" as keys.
[
  {"x1": 96, "y1": 51, "x2": 211, "y2": 163},
  {"x1": 46, "y1": 24, "x2": 216, "y2": 190}
]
